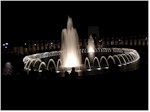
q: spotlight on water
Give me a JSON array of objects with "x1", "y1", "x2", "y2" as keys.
[
  {"x1": 60, "y1": 16, "x2": 82, "y2": 70},
  {"x1": 87, "y1": 35, "x2": 95, "y2": 60},
  {"x1": 87, "y1": 35, "x2": 95, "y2": 53}
]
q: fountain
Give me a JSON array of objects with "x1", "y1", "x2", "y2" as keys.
[
  {"x1": 23, "y1": 16, "x2": 140, "y2": 76},
  {"x1": 87, "y1": 35, "x2": 95, "y2": 53},
  {"x1": 60, "y1": 16, "x2": 81, "y2": 70},
  {"x1": 87, "y1": 35, "x2": 95, "y2": 61}
]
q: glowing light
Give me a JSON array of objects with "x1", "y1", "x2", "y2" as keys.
[
  {"x1": 3, "y1": 44, "x2": 5, "y2": 46},
  {"x1": 87, "y1": 35, "x2": 95, "y2": 53},
  {"x1": 88, "y1": 47, "x2": 95, "y2": 53},
  {"x1": 104, "y1": 67, "x2": 109, "y2": 69},
  {"x1": 96, "y1": 68, "x2": 101, "y2": 70},
  {"x1": 56, "y1": 71, "x2": 60, "y2": 73},
  {"x1": 118, "y1": 64, "x2": 122, "y2": 67},
  {"x1": 5, "y1": 43, "x2": 8, "y2": 45},
  {"x1": 63, "y1": 53, "x2": 80, "y2": 68},
  {"x1": 39, "y1": 70, "x2": 42, "y2": 72},
  {"x1": 87, "y1": 69, "x2": 92, "y2": 71},
  {"x1": 60, "y1": 16, "x2": 81, "y2": 70}
]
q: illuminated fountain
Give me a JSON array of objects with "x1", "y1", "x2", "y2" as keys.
[
  {"x1": 87, "y1": 35, "x2": 95, "y2": 61},
  {"x1": 23, "y1": 16, "x2": 140, "y2": 76},
  {"x1": 60, "y1": 16, "x2": 81, "y2": 71},
  {"x1": 87, "y1": 35, "x2": 95, "y2": 53}
]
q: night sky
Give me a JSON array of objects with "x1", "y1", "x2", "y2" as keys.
[{"x1": 2, "y1": 1, "x2": 148, "y2": 43}]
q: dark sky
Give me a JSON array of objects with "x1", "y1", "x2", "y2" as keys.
[{"x1": 2, "y1": 1, "x2": 148, "y2": 42}]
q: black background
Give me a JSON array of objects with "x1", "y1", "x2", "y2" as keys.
[{"x1": 2, "y1": 1, "x2": 148, "y2": 42}]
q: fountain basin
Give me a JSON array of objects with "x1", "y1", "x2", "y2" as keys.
[{"x1": 23, "y1": 48, "x2": 140, "y2": 76}]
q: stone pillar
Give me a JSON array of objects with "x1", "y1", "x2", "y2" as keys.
[
  {"x1": 49, "y1": 41, "x2": 52, "y2": 50},
  {"x1": 40, "y1": 40, "x2": 44, "y2": 51},
  {"x1": 36, "y1": 41, "x2": 40, "y2": 52},
  {"x1": 28, "y1": 40, "x2": 32, "y2": 53},
  {"x1": 32, "y1": 43, "x2": 36, "y2": 53},
  {"x1": 142, "y1": 39, "x2": 145, "y2": 46},
  {"x1": 112, "y1": 37, "x2": 114, "y2": 45},
  {"x1": 129, "y1": 39, "x2": 133, "y2": 46},
  {"x1": 106, "y1": 38, "x2": 109, "y2": 46},
  {"x1": 44, "y1": 40, "x2": 48, "y2": 51},
  {"x1": 13, "y1": 47, "x2": 17, "y2": 54},
  {"x1": 24, "y1": 47, "x2": 28, "y2": 54},
  {"x1": 134, "y1": 39, "x2": 137, "y2": 46},
  {"x1": 138, "y1": 39, "x2": 141, "y2": 46},
  {"x1": 102, "y1": 40, "x2": 105, "y2": 46},
  {"x1": 125, "y1": 38, "x2": 128, "y2": 45},
  {"x1": 20, "y1": 46, "x2": 24, "y2": 55},
  {"x1": 115, "y1": 37, "x2": 118, "y2": 46}
]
